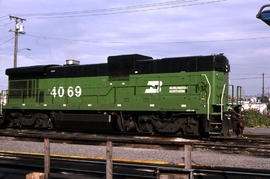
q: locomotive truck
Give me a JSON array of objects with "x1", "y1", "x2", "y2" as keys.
[{"x1": 0, "y1": 54, "x2": 243, "y2": 136}]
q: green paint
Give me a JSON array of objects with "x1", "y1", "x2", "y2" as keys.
[{"x1": 5, "y1": 70, "x2": 228, "y2": 115}]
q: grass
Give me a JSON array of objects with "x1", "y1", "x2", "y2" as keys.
[{"x1": 244, "y1": 110, "x2": 270, "y2": 128}]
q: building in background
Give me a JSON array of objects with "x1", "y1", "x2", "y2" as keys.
[
  {"x1": 242, "y1": 97, "x2": 269, "y2": 115},
  {"x1": 0, "y1": 90, "x2": 7, "y2": 116}
]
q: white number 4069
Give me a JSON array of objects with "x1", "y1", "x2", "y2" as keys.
[{"x1": 51, "y1": 86, "x2": 82, "y2": 98}]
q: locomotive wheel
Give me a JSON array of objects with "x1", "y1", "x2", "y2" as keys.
[
  {"x1": 116, "y1": 112, "x2": 136, "y2": 132},
  {"x1": 33, "y1": 113, "x2": 53, "y2": 129},
  {"x1": 234, "y1": 119, "x2": 245, "y2": 136},
  {"x1": 8, "y1": 117, "x2": 22, "y2": 128},
  {"x1": 6, "y1": 112, "x2": 22, "y2": 128},
  {"x1": 116, "y1": 113, "x2": 125, "y2": 132},
  {"x1": 183, "y1": 117, "x2": 199, "y2": 136},
  {"x1": 136, "y1": 116, "x2": 153, "y2": 134}
]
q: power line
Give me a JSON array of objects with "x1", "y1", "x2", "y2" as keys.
[
  {"x1": 0, "y1": 15, "x2": 7, "y2": 19},
  {"x1": 231, "y1": 77, "x2": 261, "y2": 80},
  {"x1": 25, "y1": 33, "x2": 270, "y2": 44},
  {"x1": 0, "y1": 22, "x2": 12, "y2": 27},
  {"x1": 231, "y1": 72, "x2": 270, "y2": 75},
  {"x1": 0, "y1": 37, "x2": 14, "y2": 46},
  {"x1": 35, "y1": 1, "x2": 228, "y2": 19},
  {"x1": 19, "y1": 0, "x2": 201, "y2": 17},
  {"x1": 171, "y1": 36, "x2": 270, "y2": 43},
  {"x1": 19, "y1": 0, "x2": 227, "y2": 19},
  {"x1": 0, "y1": 18, "x2": 9, "y2": 22},
  {"x1": 231, "y1": 76, "x2": 270, "y2": 80},
  {"x1": 26, "y1": 33, "x2": 124, "y2": 44}
]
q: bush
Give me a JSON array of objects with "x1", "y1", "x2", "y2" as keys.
[{"x1": 244, "y1": 110, "x2": 270, "y2": 128}]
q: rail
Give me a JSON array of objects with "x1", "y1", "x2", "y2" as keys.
[{"x1": 1, "y1": 149, "x2": 270, "y2": 178}]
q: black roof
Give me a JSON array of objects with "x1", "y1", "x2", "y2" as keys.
[{"x1": 6, "y1": 54, "x2": 229, "y2": 80}]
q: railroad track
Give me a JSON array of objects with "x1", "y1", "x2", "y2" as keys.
[
  {"x1": 194, "y1": 142, "x2": 270, "y2": 157},
  {"x1": 0, "y1": 128, "x2": 270, "y2": 157},
  {"x1": 0, "y1": 151, "x2": 270, "y2": 179},
  {"x1": 0, "y1": 128, "x2": 270, "y2": 178},
  {"x1": 194, "y1": 135, "x2": 270, "y2": 157},
  {"x1": 0, "y1": 150, "x2": 158, "y2": 178}
]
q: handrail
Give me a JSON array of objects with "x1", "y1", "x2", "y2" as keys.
[
  {"x1": 201, "y1": 74, "x2": 211, "y2": 121},
  {"x1": 237, "y1": 86, "x2": 242, "y2": 105},
  {"x1": 230, "y1": 85, "x2": 234, "y2": 104},
  {"x1": 220, "y1": 84, "x2": 226, "y2": 121}
]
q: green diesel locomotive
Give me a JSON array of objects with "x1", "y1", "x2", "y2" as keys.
[{"x1": 1, "y1": 54, "x2": 243, "y2": 136}]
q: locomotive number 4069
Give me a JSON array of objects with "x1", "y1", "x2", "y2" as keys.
[{"x1": 50, "y1": 86, "x2": 82, "y2": 98}]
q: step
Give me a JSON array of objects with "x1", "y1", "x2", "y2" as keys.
[
  {"x1": 209, "y1": 132, "x2": 221, "y2": 135},
  {"x1": 211, "y1": 113, "x2": 222, "y2": 115},
  {"x1": 210, "y1": 122, "x2": 222, "y2": 125}
]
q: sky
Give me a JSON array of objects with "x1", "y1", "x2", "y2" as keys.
[{"x1": 0, "y1": 0, "x2": 270, "y2": 96}]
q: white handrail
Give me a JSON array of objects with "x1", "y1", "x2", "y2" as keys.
[
  {"x1": 220, "y1": 83, "x2": 226, "y2": 121},
  {"x1": 201, "y1": 74, "x2": 211, "y2": 121}
]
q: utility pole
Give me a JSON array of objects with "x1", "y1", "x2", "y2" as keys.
[
  {"x1": 262, "y1": 72, "x2": 265, "y2": 102},
  {"x1": 9, "y1": 16, "x2": 26, "y2": 68}
]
